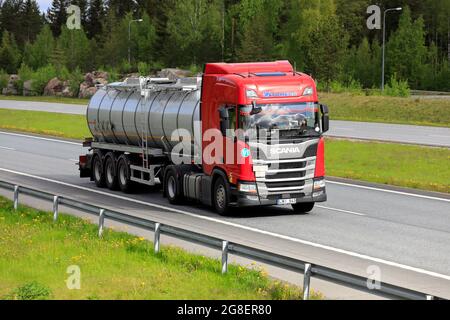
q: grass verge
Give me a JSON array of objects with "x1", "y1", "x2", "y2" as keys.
[
  {"x1": 320, "y1": 93, "x2": 450, "y2": 128},
  {"x1": 0, "y1": 109, "x2": 448, "y2": 193},
  {"x1": 0, "y1": 109, "x2": 89, "y2": 140},
  {"x1": 0, "y1": 95, "x2": 89, "y2": 105},
  {"x1": 326, "y1": 139, "x2": 450, "y2": 193},
  {"x1": 0, "y1": 197, "x2": 318, "y2": 300}
]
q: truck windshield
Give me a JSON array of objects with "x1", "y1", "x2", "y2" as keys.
[{"x1": 239, "y1": 102, "x2": 320, "y2": 136}]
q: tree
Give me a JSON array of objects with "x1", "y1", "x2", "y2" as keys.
[
  {"x1": 70, "y1": 0, "x2": 88, "y2": 26},
  {"x1": 0, "y1": 30, "x2": 21, "y2": 73},
  {"x1": 21, "y1": 0, "x2": 43, "y2": 43},
  {"x1": 96, "y1": 9, "x2": 128, "y2": 68},
  {"x1": 0, "y1": 0, "x2": 23, "y2": 44},
  {"x1": 86, "y1": 0, "x2": 105, "y2": 39},
  {"x1": 335, "y1": 0, "x2": 370, "y2": 46},
  {"x1": 165, "y1": 0, "x2": 222, "y2": 66},
  {"x1": 57, "y1": 26, "x2": 91, "y2": 71},
  {"x1": 132, "y1": 13, "x2": 157, "y2": 64},
  {"x1": 236, "y1": 0, "x2": 283, "y2": 62},
  {"x1": 387, "y1": 7, "x2": 426, "y2": 88},
  {"x1": 23, "y1": 25, "x2": 55, "y2": 69},
  {"x1": 354, "y1": 38, "x2": 373, "y2": 88},
  {"x1": 107, "y1": 0, "x2": 137, "y2": 16},
  {"x1": 47, "y1": 0, "x2": 70, "y2": 37},
  {"x1": 304, "y1": 14, "x2": 348, "y2": 88}
]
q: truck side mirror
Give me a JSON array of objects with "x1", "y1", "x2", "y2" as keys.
[
  {"x1": 250, "y1": 101, "x2": 262, "y2": 115},
  {"x1": 219, "y1": 108, "x2": 229, "y2": 136},
  {"x1": 320, "y1": 104, "x2": 330, "y2": 133}
]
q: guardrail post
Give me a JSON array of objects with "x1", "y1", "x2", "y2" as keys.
[
  {"x1": 98, "y1": 209, "x2": 105, "y2": 238},
  {"x1": 53, "y1": 196, "x2": 59, "y2": 222},
  {"x1": 221, "y1": 241, "x2": 229, "y2": 274},
  {"x1": 154, "y1": 223, "x2": 161, "y2": 254},
  {"x1": 303, "y1": 263, "x2": 312, "y2": 300},
  {"x1": 13, "y1": 186, "x2": 19, "y2": 211}
]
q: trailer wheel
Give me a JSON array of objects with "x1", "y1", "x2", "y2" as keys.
[
  {"x1": 92, "y1": 155, "x2": 106, "y2": 188},
  {"x1": 213, "y1": 177, "x2": 231, "y2": 216},
  {"x1": 164, "y1": 167, "x2": 183, "y2": 205},
  {"x1": 105, "y1": 154, "x2": 118, "y2": 191},
  {"x1": 117, "y1": 156, "x2": 134, "y2": 193},
  {"x1": 292, "y1": 203, "x2": 315, "y2": 214}
]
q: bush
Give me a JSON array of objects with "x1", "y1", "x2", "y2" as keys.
[
  {"x1": 323, "y1": 78, "x2": 364, "y2": 95},
  {"x1": 384, "y1": 74, "x2": 411, "y2": 97},
  {"x1": 0, "y1": 69, "x2": 8, "y2": 90},
  {"x1": 31, "y1": 65, "x2": 58, "y2": 95},
  {"x1": 137, "y1": 62, "x2": 151, "y2": 76},
  {"x1": 5, "y1": 282, "x2": 52, "y2": 300},
  {"x1": 17, "y1": 63, "x2": 34, "y2": 93}
]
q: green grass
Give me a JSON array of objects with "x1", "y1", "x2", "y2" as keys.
[
  {"x1": 0, "y1": 109, "x2": 90, "y2": 140},
  {"x1": 326, "y1": 139, "x2": 450, "y2": 193},
  {"x1": 0, "y1": 197, "x2": 320, "y2": 300},
  {"x1": 320, "y1": 93, "x2": 450, "y2": 128},
  {"x1": 0, "y1": 95, "x2": 89, "y2": 105}
]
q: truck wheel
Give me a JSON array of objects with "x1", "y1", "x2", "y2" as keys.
[
  {"x1": 92, "y1": 155, "x2": 106, "y2": 188},
  {"x1": 292, "y1": 203, "x2": 315, "y2": 214},
  {"x1": 164, "y1": 167, "x2": 183, "y2": 205},
  {"x1": 117, "y1": 156, "x2": 134, "y2": 193},
  {"x1": 213, "y1": 177, "x2": 231, "y2": 216},
  {"x1": 105, "y1": 154, "x2": 118, "y2": 191}
]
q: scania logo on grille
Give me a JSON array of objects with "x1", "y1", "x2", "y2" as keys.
[{"x1": 271, "y1": 147, "x2": 301, "y2": 155}]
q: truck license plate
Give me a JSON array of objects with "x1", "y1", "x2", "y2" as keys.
[{"x1": 277, "y1": 199, "x2": 297, "y2": 205}]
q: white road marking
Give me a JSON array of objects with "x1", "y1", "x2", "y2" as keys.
[
  {"x1": 1, "y1": 167, "x2": 449, "y2": 281},
  {"x1": 0, "y1": 131, "x2": 82, "y2": 146},
  {"x1": 0, "y1": 146, "x2": 15, "y2": 151},
  {"x1": 327, "y1": 180, "x2": 450, "y2": 203},
  {"x1": 317, "y1": 205, "x2": 366, "y2": 217}
]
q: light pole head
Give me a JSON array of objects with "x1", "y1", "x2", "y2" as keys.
[
  {"x1": 137, "y1": 19, "x2": 143, "y2": 22},
  {"x1": 395, "y1": 7, "x2": 403, "y2": 11}
]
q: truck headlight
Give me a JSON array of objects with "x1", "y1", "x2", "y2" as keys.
[
  {"x1": 313, "y1": 179, "x2": 326, "y2": 191},
  {"x1": 303, "y1": 87, "x2": 314, "y2": 96},
  {"x1": 246, "y1": 89, "x2": 258, "y2": 98},
  {"x1": 239, "y1": 183, "x2": 257, "y2": 194}
]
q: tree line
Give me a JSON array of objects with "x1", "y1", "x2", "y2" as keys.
[{"x1": 0, "y1": 0, "x2": 449, "y2": 91}]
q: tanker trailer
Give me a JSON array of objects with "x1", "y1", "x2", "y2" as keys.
[{"x1": 79, "y1": 61, "x2": 330, "y2": 215}]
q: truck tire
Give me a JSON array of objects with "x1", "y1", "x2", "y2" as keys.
[
  {"x1": 292, "y1": 203, "x2": 315, "y2": 214},
  {"x1": 105, "y1": 153, "x2": 118, "y2": 191},
  {"x1": 213, "y1": 176, "x2": 231, "y2": 216},
  {"x1": 92, "y1": 155, "x2": 106, "y2": 188},
  {"x1": 164, "y1": 167, "x2": 184, "y2": 205},
  {"x1": 117, "y1": 155, "x2": 135, "y2": 193}
]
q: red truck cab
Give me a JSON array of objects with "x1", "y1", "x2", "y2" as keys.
[{"x1": 200, "y1": 61, "x2": 329, "y2": 214}]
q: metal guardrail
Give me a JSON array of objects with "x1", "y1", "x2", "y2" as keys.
[{"x1": 0, "y1": 180, "x2": 443, "y2": 301}]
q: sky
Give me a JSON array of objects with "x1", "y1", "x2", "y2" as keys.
[{"x1": 37, "y1": 0, "x2": 52, "y2": 12}]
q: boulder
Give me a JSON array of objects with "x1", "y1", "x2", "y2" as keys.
[
  {"x1": 157, "y1": 68, "x2": 192, "y2": 80},
  {"x1": 44, "y1": 78, "x2": 75, "y2": 97},
  {"x1": 23, "y1": 80, "x2": 35, "y2": 96},
  {"x1": 2, "y1": 74, "x2": 20, "y2": 95},
  {"x1": 77, "y1": 71, "x2": 110, "y2": 99},
  {"x1": 78, "y1": 82, "x2": 98, "y2": 99},
  {"x1": 61, "y1": 80, "x2": 74, "y2": 97},
  {"x1": 44, "y1": 78, "x2": 63, "y2": 96}
]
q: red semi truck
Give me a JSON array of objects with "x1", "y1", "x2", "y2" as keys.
[{"x1": 79, "y1": 61, "x2": 329, "y2": 215}]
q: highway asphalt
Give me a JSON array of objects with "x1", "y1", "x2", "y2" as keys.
[
  {"x1": 0, "y1": 130, "x2": 449, "y2": 299},
  {"x1": 1, "y1": 100, "x2": 449, "y2": 147}
]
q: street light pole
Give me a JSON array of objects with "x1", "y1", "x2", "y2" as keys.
[
  {"x1": 129, "y1": 19, "x2": 143, "y2": 65},
  {"x1": 382, "y1": 7, "x2": 402, "y2": 91}
]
